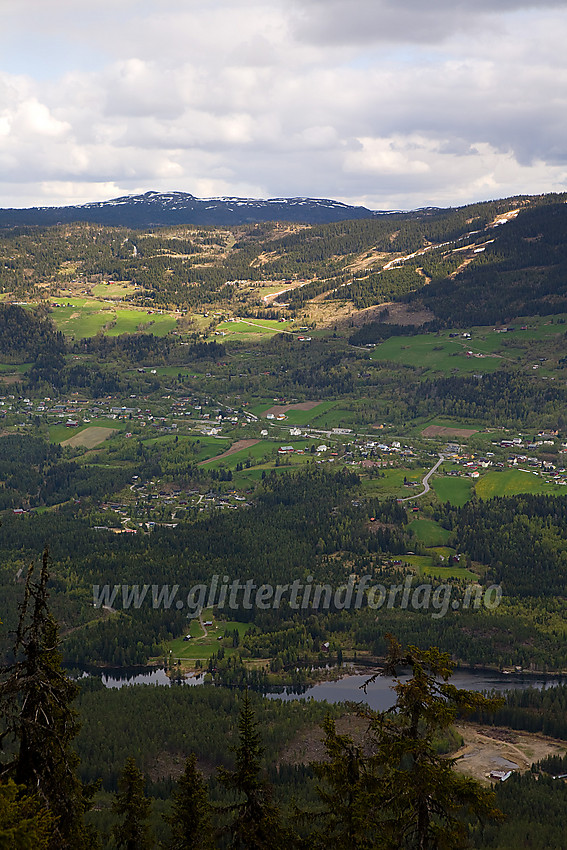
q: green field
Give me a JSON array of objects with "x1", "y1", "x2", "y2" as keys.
[
  {"x1": 201, "y1": 439, "x2": 312, "y2": 471},
  {"x1": 0, "y1": 362, "x2": 32, "y2": 374},
  {"x1": 91, "y1": 282, "x2": 138, "y2": 299},
  {"x1": 214, "y1": 318, "x2": 291, "y2": 339},
  {"x1": 230, "y1": 454, "x2": 315, "y2": 489},
  {"x1": 106, "y1": 310, "x2": 177, "y2": 337},
  {"x1": 49, "y1": 418, "x2": 126, "y2": 444},
  {"x1": 420, "y1": 564, "x2": 478, "y2": 581},
  {"x1": 50, "y1": 300, "x2": 112, "y2": 337},
  {"x1": 431, "y1": 476, "x2": 474, "y2": 506},
  {"x1": 49, "y1": 298, "x2": 177, "y2": 338},
  {"x1": 252, "y1": 400, "x2": 338, "y2": 426},
  {"x1": 475, "y1": 468, "x2": 567, "y2": 499},
  {"x1": 143, "y1": 434, "x2": 230, "y2": 464},
  {"x1": 371, "y1": 334, "x2": 504, "y2": 375},
  {"x1": 361, "y1": 468, "x2": 430, "y2": 499},
  {"x1": 401, "y1": 553, "x2": 477, "y2": 581},
  {"x1": 152, "y1": 366, "x2": 202, "y2": 377},
  {"x1": 308, "y1": 404, "x2": 358, "y2": 430},
  {"x1": 371, "y1": 315, "x2": 567, "y2": 378},
  {"x1": 166, "y1": 612, "x2": 250, "y2": 663},
  {"x1": 407, "y1": 518, "x2": 452, "y2": 547}
]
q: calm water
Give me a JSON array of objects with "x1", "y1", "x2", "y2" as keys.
[
  {"x1": 99, "y1": 668, "x2": 205, "y2": 688},
  {"x1": 97, "y1": 666, "x2": 562, "y2": 707},
  {"x1": 267, "y1": 670, "x2": 564, "y2": 712}
]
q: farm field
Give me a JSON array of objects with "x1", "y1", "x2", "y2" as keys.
[
  {"x1": 369, "y1": 315, "x2": 567, "y2": 380},
  {"x1": 402, "y1": 554, "x2": 477, "y2": 581},
  {"x1": 307, "y1": 404, "x2": 358, "y2": 430},
  {"x1": 407, "y1": 518, "x2": 452, "y2": 547},
  {"x1": 48, "y1": 298, "x2": 178, "y2": 337},
  {"x1": 165, "y1": 612, "x2": 250, "y2": 663},
  {"x1": 48, "y1": 418, "x2": 126, "y2": 444},
  {"x1": 214, "y1": 318, "x2": 292, "y2": 339},
  {"x1": 50, "y1": 299, "x2": 112, "y2": 337},
  {"x1": 142, "y1": 434, "x2": 231, "y2": 464},
  {"x1": 475, "y1": 468, "x2": 567, "y2": 499},
  {"x1": 371, "y1": 334, "x2": 504, "y2": 375},
  {"x1": 410, "y1": 416, "x2": 499, "y2": 445},
  {"x1": 199, "y1": 439, "x2": 312, "y2": 470},
  {"x1": 106, "y1": 310, "x2": 177, "y2": 337},
  {"x1": 360, "y1": 467, "x2": 430, "y2": 499},
  {"x1": 0, "y1": 362, "x2": 32, "y2": 374},
  {"x1": 431, "y1": 476, "x2": 474, "y2": 507},
  {"x1": 420, "y1": 564, "x2": 478, "y2": 581},
  {"x1": 151, "y1": 366, "x2": 203, "y2": 378},
  {"x1": 254, "y1": 400, "x2": 339, "y2": 426},
  {"x1": 421, "y1": 424, "x2": 478, "y2": 438},
  {"x1": 198, "y1": 438, "x2": 261, "y2": 465},
  {"x1": 61, "y1": 426, "x2": 118, "y2": 448},
  {"x1": 91, "y1": 282, "x2": 138, "y2": 299}
]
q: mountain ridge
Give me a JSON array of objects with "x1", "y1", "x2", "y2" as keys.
[{"x1": 0, "y1": 190, "x2": 388, "y2": 228}]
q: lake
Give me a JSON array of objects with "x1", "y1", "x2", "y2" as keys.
[
  {"x1": 266, "y1": 670, "x2": 564, "y2": 712},
  {"x1": 97, "y1": 666, "x2": 563, "y2": 709}
]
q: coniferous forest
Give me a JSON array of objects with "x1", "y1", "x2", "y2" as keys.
[{"x1": 1, "y1": 192, "x2": 567, "y2": 847}]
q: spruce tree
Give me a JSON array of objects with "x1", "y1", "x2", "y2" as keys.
[
  {"x1": 218, "y1": 690, "x2": 288, "y2": 849},
  {"x1": 112, "y1": 757, "x2": 153, "y2": 850},
  {"x1": 0, "y1": 778, "x2": 53, "y2": 849},
  {"x1": 0, "y1": 550, "x2": 94, "y2": 849},
  {"x1": 164, "y1": 753, "x2": 213, "y2": 850},
  {"x1": 311, "y1": 715, "x2": 382, "y2": 849},
  {"x1": 367, "y1": 635, "x2": 504, "y2": 850}
]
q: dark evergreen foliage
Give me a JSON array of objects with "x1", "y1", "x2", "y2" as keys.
[{"x1": 0, "y1": 551, "x2": 94, "y2": 849}]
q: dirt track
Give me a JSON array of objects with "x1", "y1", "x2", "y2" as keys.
[{"x1": 198, "y1": 439, "x2": 259, "y2": 465}]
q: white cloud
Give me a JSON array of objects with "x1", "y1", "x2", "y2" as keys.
[{"x1": 1, "y1": 1, "x2": 567, "y2": 208}]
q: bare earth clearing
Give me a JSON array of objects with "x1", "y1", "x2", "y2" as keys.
[
  {"x1": 453, "y1": 723, "x2": 566, "y2": 783},
  {"x1": 198, "y1": 438, "x2": 260, "y2": 465},
  {"x1": 338, "y1": 301, "x2": 436, "y2": 329},
  {"x1": 281, "y1": 717, "x2": 566, "y2": 785},
  {"x1": 280, "y1": 714, "x2": 374, "y2": 765},
  {"x1": 422, "y1": 425, "x2": 478, "y2": 438},
  {"x1": 61, "y1": 426, "x2": 118, "y2": 448},
  {"x1": 262, "y1": 401, "x2": 321, "y2": 418}
]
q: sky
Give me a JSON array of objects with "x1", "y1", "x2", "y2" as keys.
[{"x1": 1, "y1": 0, "x2": 567, "y2": 211}]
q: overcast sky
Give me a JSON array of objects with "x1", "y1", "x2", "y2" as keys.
[{"x1": 1, "y1": 0, "x2": 567, "y2": 210}]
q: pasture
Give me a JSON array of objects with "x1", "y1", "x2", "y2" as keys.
[
  {"x1": 91, "y1": 282, "x2": 138, "y2": 299},
  {"x1": 475, "y1": 468, "x2": 567, "y2": 499},
  {"x1": 49, "y1": 418, "x2": 126, "y2": 444},
  {"x1": 360, "y1": 467, "x2": 430, "y2": 499},
  {"x1": 431, "y1": 476, "x2": 474, "y2": 507},
  {"x1": 254, "y1": 400, "x2": 339, "y2": 426},
  {"x1": 166, "y1": 612, "x2": 250, "y2": 663},
  {"x1": 371, "y1": 333, "x2": 503, "y2": 375},
  {"x1": 61, "y1": 426, "x2": 118, "y2": 448},
  {"x1": 407, "y1": 518, "x2": 452, "y2": 547},
  {"x1": 49, "y1": 298, "x2": 178, "y2": 338},
  {"x1": 214, "y1": 318, "x2": 292, "y2": 339}
]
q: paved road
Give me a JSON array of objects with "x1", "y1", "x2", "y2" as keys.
[{"x1": 399, "y1": 454, "x2": 445, "y2": 502}]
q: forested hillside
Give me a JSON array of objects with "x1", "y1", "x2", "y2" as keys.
[
  {"x1": 4, "y1": 194, "x2": 567, "y2": 323},
  {"x1": 1, "y1": 191, "x2": 567, "y2": 848}
]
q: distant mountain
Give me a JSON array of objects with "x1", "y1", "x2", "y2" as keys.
[{"x1": 0, "y1": 191, "x2": 384, "y2": 228}]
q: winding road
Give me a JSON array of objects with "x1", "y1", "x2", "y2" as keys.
[{"x1": 399, "y1": 454, "x2": 445, "y2": 502}]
